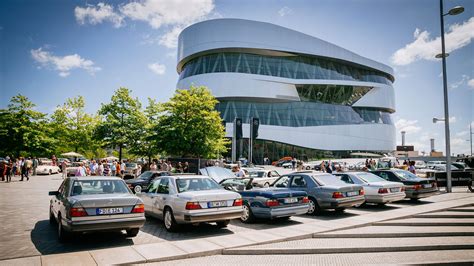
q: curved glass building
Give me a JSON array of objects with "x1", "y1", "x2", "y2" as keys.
[{"x1": 177, "y1": 19, "x2": 396, "y2": 162}]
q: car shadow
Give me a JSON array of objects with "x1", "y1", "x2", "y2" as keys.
[
  {"x1": 229, "y1": 217, "x2": 303, "y2": 230},
  {"x1": 354, "y1": 204, "x2": 401, "y2": 212},
  {"x1": 390, "y1": 199, "x2": 433, "y2": 206},
  {"x1": 30, "y1": 220, "x2": 134, "y2": 255}
]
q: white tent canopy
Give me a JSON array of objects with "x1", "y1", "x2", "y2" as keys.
[{"x1": 61, "y1": 152, "x2": 83, "y2": 157}]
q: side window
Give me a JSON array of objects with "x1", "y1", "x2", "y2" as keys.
[
  {"x1": 157, "y1": 178, "x2": 169, "y2": 194},
  {"x1": 148, "y1": 179, "x2": 161, "y2": 193},
  {"x1": 270, "y1": 171, "x2": 279, "y2": 177},
  {"x1": 57, "y1": 180, "x2": 66, "y2": 196},
  {"x1": 339, "y1": 174, "x2": 354, "y2": 184},
  {"x1": 61, "y1": 179, "x2": 70, "y2": 197},
  {"x1": 376, "y1": 172, "x2": 389, "y2": 181},
  {"x1": 290, "y1": 175, "x2": 307, "y2": 187},
  {"x1": 387, "y1": 173, "x2": 399, "y2": 182},
  {"x1": 274, "y1": 176, "x2": 290, "y2": 188}
]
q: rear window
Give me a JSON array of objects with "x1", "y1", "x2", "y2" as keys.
[
  {"x1": 248, "y1": 171, "x2": 265, "y2": 177},
  {"x1": 393, "y1": 170, "x2": 419, "y2": 181},
  {"x1": 355, "y1": 172, "x2": 387, "y2": 183},
  {"x1": 176, "y1": 178, "x2": 221, "y2": 193},
  {"x1": 313, "y1": 174, "x2": 349, "y2": 186},
  {"x1": 71, "y1": 180, "x2": 130, "y2": 196},
  {"x1": 126, "y1": 163, "x2": 137, "y2": 168}
]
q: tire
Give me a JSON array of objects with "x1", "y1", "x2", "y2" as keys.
[
  {"x1": 216, "y1": 220, "x2": 230, "y2": 228},
  {"x1": 163, "y1": 208, "x2": 180, "y2": 232},
  {"x1": 126, "y1": 228, "x2": 140, "y2": 237},
  {"x1": 335, "y1": 207, "x2": 345, "y2": 213},
  {"x1": 57, "y1": 214, "x2": 70, "y2": 242},
  {"x1": 469, "y1": 185, "x2": 474, "y2": 193},
  {"x1": 240, "y1": 203, "x2": 255, "y2": 223},
  {"x1": 134, "y1": 185, "x2": 142, "y2": 194},
  {"x1": 49, "y1": 208, "x2": 56, "y2": 225},
  {"x1": 306, "y1": 197, "x2": 320, "y2": 215},
  {"x1": 306, "y1": 166, "x2": 311, "y2": 170},
  {"x1": 49, "y1": 169, "x2": 52, "y2": 175}
]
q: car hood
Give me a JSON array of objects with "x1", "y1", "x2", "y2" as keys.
[
  {"x1": 240, "y1": 188, "x2": 307, "y2": 198},
  {"x1": 178, "y1": 189, "x2": 240, "y2": 201},
  {"x1": 69, "y1": 193, "x2": 141, "y2": 208}
]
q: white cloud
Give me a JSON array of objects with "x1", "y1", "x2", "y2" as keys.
[
  {"x1": 158, "y1": 26, "x2": 183, "y2": 48},
  {"x1": 148, "y1": 62, "x2": 166, "y2": 75},
  {"x1": 278, "y1": 6, "x2": 293, "y2": 17},
  {"x1": 391, "y1": 17, "x2": 474, "y2": 65},
  {"x1": 395, "y1": 118, "x2": 422, "y2": 134},
  {"x1": 456, "y1": 130, "x2": 469, "y2": 137},
  {"x1": 449, "y1": 116, "x2": 457, "y2": 123},
  {"x1": 449, "y1": 75, "x2": 470, "y2": 89},
  {"x1": 31, "y1": 48, "x2": 101, "y2": 77},
  {"x1": 75, "y1": 3, "x2": 124, "y2": 28},
  {"x1": 468, "y1": 79, "x2": 474, "y2": 89}
]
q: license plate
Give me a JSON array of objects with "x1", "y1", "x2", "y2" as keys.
[
  {"x1": 96, "y1": 207, "x2": 123, "y2": 215},
  {"x1": 390, "y1": 188, "x2": 399, "y2": 193},
  {"x1": 284, "y1": 197, "x2": 298, "y2": 204},
  {"x1": 208, "y1": 201, "x2": 227, "y2": 208},
  {"x1": 423, "y1": 184, "x2": 432, "y2": 188},
  {"x1": 346, "y1": 191, "x2": 358, "y2": 197}
]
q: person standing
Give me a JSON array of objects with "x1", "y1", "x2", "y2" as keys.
[
  {"x1": 97, "y1": 162, "x2": 103, "y2": 176},
  {"x1": 26, "y1": 157, "x2": 32, "y2": 176},
  {"x1": 61, "y1": 160, "x2": 67, "y2": 178},
  {"x1": 20, "y1": 157, "x2": 29, "y2": 181},
  {"x1": 32, "y1": 157, "x2": 38, "y2": 176},
  {"x1": 183, "y1": 162, "x2": 189, "y2": 173},
  {"x1": 5, "y1": 161, "x2": 12, "y2": 182},
  {"x1": 291, "y1": 157, "x2": 297, "y2": 170},
  {"x1": 150, "y1": 161, "x2": 157, "y2": 171},
  {"x1": 120, "y1": 161, "x2": 126, "y2": 178},
  {"x1": 111, "y1": 161, "x2": 117, "y2": 176}
]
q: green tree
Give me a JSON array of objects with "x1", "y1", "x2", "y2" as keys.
[
  {"x1": 128, "y1": 98, "x2": 163, "y2": 163},
  {"x1": 0, "y1": 94, "x2": 55, "y2": 157},
  {"x1": 95, "y1": 87, "x2": 146, "y2": 161},
  {"x1": 50, "y1": 96, "x2": 100, "y2": 155},
  {"x1": 152, "y1": 86, "x2": 229, "y2": 158}
]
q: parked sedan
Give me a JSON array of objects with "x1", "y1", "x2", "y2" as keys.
[
  {"x1": 372, "y1": 169, "x2": 439, "y2": 200},
  {"x1": 37, "y1": 164, "x2": 61, "y2": 175},
  {"x1": 334, "y1": 172, "x2": 405, "y2": 205},
  {"x1": 247, "y1": 170, "x2": 281, "y2": 187},
  {"x1": 272, "y1": 171, "x2": 365, "y2": 214},
  {"x1": 125, "y1": 171, "x2": 171, "y2": 193},
  {"x1": 48, "y1": 176, "x2": 146, "y2": 242},
  {"x1": 220, "y1": 177, "x2": 309, "y2": 223},
  {"x1": 123, "y1": 163, "x2": 139, "y2": 179},
  {"x1": 138, "y1": 175, "x2": 242, "y2": 232}
]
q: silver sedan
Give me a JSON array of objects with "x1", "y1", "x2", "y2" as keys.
[
  {"x1": 138, "y1": 175, "x2": 243, "y2": 232},
  {"x1": 49, "y1": 176, "x2": 146, "y2": 242}
]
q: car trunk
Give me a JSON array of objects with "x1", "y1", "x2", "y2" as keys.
[
  {"x1": 178, "y1": 189, "x2": 237, "y2": 202},
  {"x1": 70, "y1": 193, "x2": 139, "y2": 216}
]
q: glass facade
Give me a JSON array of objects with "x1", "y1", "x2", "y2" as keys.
[
  {"x1": 216, "y1": 100, "x2": 393, "y2": 127},
  {"x1": 296, "y1": 84, "x2": 372, "y2": 105},
  {"x1": 179, "y1": 52, "x2": 393, "y2": 85}
]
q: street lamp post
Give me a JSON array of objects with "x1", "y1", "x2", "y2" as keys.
[{"x1": 436, "y1": 0, "x2": 464, "y2": 193}]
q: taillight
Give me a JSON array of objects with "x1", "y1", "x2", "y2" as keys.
[
  {"x1": 233, "y1": 198, "x2": 243, "y2": 206},
  {"x1": 332, "y1": 192, "x2": 344, "y2": 198},
  {"x1": 132, "y1": 203, "x2": 145, "y2": 213},
  {"x1": 70, "y1": 207, "x2": 88, "y2": 217},
  {"x1": 359, "y1": 190, "x2": 365, "y2": 195},
  {"x1": 414, "y1": 184, "x2": 422, "y2": 190},
  {"x1": 378, "y1": 188, "x2": 389, "y2": 194},
  {"x1": 185, "y1": 202, "x2": 202, "y2": 210},
  {"x1": 401, "y1": 186, "x2": 405, "y2": 192},
  {"x1": 302, "y1": 197, "x2": 309, "y2": 203},
  {"x1": 265, "y1": 199, "x2": 280, "y2": 207}
]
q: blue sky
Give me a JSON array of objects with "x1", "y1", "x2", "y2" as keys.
[{"x1": 0, "y1": 0, "x2": 473, "y2": 155}]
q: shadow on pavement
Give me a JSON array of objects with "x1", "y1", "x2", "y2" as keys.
[
  {"x1": 229, "y1": 217, "x2": 302, "y2": 230},
  {"x1": 30, "y1": 220, "x2": 134, "y2": 255}
]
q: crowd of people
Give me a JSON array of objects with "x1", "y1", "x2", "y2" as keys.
[
  {"x1": 1, "y1": 156, "x2": 39, "y2": 182},
  {"x1": 62, "y1": 160, "x2": 138, "y2": 178}
]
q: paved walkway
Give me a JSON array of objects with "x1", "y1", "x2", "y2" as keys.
[{"x1": 1, "y1": 172, "x2": 472, "y2": 265}]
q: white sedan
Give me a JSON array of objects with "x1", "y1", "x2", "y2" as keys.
[
  {"x1": 247, "y1": 170, "x2": 281, "y2": 187},
  {"x1": 334, "y1": 172, "x2": 405, "y2": 205},
  {"x1": 138, "y1": 175, "x2": 242, "y2": 232},
  {"x1": 36, "y1": 164, "x2": 61, "y2": 175}
]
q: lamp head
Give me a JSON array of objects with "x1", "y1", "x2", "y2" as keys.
[{"x1": 448, "y1": 6, "x2": 464, "y2": 16}]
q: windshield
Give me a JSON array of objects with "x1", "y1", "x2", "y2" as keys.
[
  {"x1": 176, "y1": 178, "x2": 222, "y2": 193},
  {"x1": 199, "y1": 167, "x2": 236, "y2": 183},
  {"x1": 248, "y1": 171, "x2": 265, "y2": 177},
  {"x1": 393, "y1": 170, "x2": 420, "y2": 180},
  {"x1": 314, "y1": 174, "x2": 349, "y2": 186},
  {"x1": 355, "y1": 172, "x2": 387, "y2": 183},
  {"x1": 138, "y1": 171, "x2": 153, "y2": 179},
  {"x1": 126, "y1": 163, "x2": 137, "y2": 168},
  {"x1": 71, "y1": 179, "x2": 130, "y2": 196}
]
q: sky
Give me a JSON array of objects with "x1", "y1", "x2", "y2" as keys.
[{"x1": 0, "y1": 0, "x2": 473, "y2": 156}]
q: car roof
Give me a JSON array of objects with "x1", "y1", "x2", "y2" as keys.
[
  {"x1": 69, "y1": 176, "x2": 123, "y2": 181},
  {"x1": 162, "y1": 175, "x2": 210, "y2": 179}
]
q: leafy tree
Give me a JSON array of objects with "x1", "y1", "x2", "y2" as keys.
[
  {"x1": 128, "y1": 98, "x2": 163, "y2": 163},
  {"x1": 152, "y1": 86, "x2": 229, "y2": 158},
  {"x1": 95, "y1": 87, "x2": 146, "y2": 161},
  {"x1": 50, "y1": 96, "x2": 100, "y2": 155},
  {"x1": 0, "y1": 94, "x2": 55, "y2": 157}
]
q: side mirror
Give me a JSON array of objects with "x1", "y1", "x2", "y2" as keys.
[{"x1": 49, "y1": 191, "x2": 59, "y2": 196}]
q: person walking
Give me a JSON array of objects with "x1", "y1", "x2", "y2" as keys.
[
  {"x1": 5, "y1": 161, "x2": 12, "y2": 182},
  {"x1": 97, "y1": 162, "x2": 103, "y2": 176},
  {"x1": 20, "y1": 157, "x2": 29, "y2": 181},
  {"x1": 26, "y1": 157, "x2": 32, "y2": 176},
  {"x1": 120, "y1": 161, "x2": 126, "y2": 178},
  {"x1": 32, "y1": 157, "x2": 38, "y2": 176},
  {"x1": 61, "y1": 160, "x2": 67, "y2": 179},
  {"x1": 111, "y1": 161, "x2": 117, "y2": 176}
]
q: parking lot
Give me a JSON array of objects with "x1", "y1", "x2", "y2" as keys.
[{"x1": 0, "y1": 170, "x2": 472, "y2": 263}]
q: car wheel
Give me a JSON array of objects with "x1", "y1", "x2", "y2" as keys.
[
  {"x1": 134, "y1": 185, "x2": 142, "y2": 193},
  {"x1": 49, "y1": 208, "x2": 56, "y2": 225},
  {"x1": 306, "y1": 166, "x2": 311, "y2": 170},
  {"x1": 306, "y1": 197, "x2": 319, "y2": 215},
  {"x1": 49, "y1": 169, "x2": 52, "y2": 175},
  {"x1": 263, "y1": 182, "x2": 270, "y2": 188},
  {"x1": 126, "y1": 228, "x2": 140, "y2": 237},
  {"x1": 57, "y1": 214, "x2": 70, "y2": 242},
  {"x1": 163, "y1": 208, "x2": 180, "y2": 232},
  {"x1": 335, "y1": 207, "x2": 345, "y2": 213},
  {"x1": 216, "y1": 220, "x2": 230, "y2": 228},
  {"x1": 240, "y1": 203, "x2": 255, "y2": 223}
]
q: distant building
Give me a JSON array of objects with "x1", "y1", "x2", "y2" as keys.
[{"x1": 177, "y1": 19, "x2": 396, "y2": 162}]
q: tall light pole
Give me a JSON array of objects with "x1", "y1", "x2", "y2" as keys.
[
  {"x1": 436, "y1": 0, "x2": 464, "y2": 193},
  {"x1": 470, "y1": 123, "x2": 473, "y2": 156}
]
